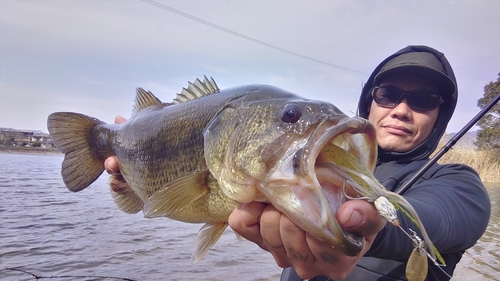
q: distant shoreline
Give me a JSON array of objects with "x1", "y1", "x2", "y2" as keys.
[{"x1": 0, "y1": 146, "x2": 62, "y2": 156}]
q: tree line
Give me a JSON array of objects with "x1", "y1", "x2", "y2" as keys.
[{"x1": 476, "y1": 72, "x2": 500, "y2": 161}]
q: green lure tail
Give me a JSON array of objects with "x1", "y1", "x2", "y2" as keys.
[{"x1": 321, "y1": 143, "x2": 445, "y2": 265}]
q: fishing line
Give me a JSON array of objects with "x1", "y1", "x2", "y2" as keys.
[
  {"x1": 391, "y1": 93, "x2": 500, "y2": 280},
  {"x1": 327, "y1": 162, "x2": 455, "y2": 277},
  {"x1": 139, "y1": 0, "x2": 368, "y2": 75},
  {"x1": 3, "y1": 268, "x2": 139, "y2": 281},
  {"x1": 396, "y1": 93, "x2": 500, "y2": 195}
]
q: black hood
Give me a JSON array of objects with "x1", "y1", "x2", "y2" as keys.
[{"x1": 357, "y1": 45, "x2": 458, "y2": 163}]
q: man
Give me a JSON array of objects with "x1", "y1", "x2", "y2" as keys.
[
  {"x1": 105, "y1": 45, "x2": 490, "y2": 280},
  {"x1": 228, "y1": 45, "x2": 491, "y2": 280}
]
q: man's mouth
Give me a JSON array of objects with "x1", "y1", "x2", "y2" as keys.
[{"x1": 383, "y1": 124, "x2": 412, "y2": 135}]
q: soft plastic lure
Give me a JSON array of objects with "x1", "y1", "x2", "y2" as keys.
[{"x1": 321, "y1": 143, "x2": 451, "y2": 280}]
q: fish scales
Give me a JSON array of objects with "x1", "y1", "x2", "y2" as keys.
[
  {"x1": 109, "y1": 92, "x2": 237, "y2": 201},
  {"x1": 47, "y1": 77, "x2": 380, "y2": 263}
]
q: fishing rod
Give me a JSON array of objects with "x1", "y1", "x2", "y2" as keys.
[{"x1": 396, "y1": 92, "x2": 500, "y2": 195}]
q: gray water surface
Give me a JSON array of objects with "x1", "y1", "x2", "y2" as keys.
[
  {"x1": 0, "y1": 153, "x2": 498, "y2": 280},
  {"x1": 0, "y1": 153, "x2": 281, "y2": 281}
]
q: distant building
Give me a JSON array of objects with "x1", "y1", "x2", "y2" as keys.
[{"x1": 0, "y1": 129, "x2": 54, "y2": 148}]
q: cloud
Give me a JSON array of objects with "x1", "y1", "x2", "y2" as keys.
[{"x1": 1, "y1": 0, "x2": 499, "y2": 133}]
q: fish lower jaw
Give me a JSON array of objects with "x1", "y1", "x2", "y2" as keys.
[
  {"x1": 314, "y1": 166, "x2": 366, "y2": 256},
  {"x1": 314, "y1": 165, "x2": 350, "y2": 212},
  {"x1": 266, "y1": 177, "x2": 340, "y2": 227},
  {"x1": 263, "y1": 177, "x2": 327, "y2": 222},
  {"x1": 265, "y1": 165, "x2": 347, "y2": 227},
  {"x1": 263, "y1": 176, "x2": 364, "y2": 256}
]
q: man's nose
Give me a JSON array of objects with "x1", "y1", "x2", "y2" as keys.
[{"x1": 390, "y1": 98, "x2": 413, "y2": 119}]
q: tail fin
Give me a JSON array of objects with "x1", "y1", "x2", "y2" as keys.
[{"x1": 47, "y1": 112, "x2": 105, "y2": 192}]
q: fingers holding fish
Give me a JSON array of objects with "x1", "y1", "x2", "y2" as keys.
[
  {"x1": 228, "y1": 202, "x2": 268, "y2": 249},
  {"x1": 230, "y1": 199, "x2": 385, "y2": 280},
  {"x1": 265, "y1": 209, "x2": 359, "y2": 280},
  {"x1": 291, "y1": 236, "x2": 359, "y2": 280},
  {"x1": 277, "y1": 215, "x2": 316, "y2": 277},
  {"x1": 48, "y1": 77, "x2": 382, "y2": 264},
  {"x1": 336, "y1": 200, "x2": 386, "y2": 236},
  {"x1": 286, "y1": 200, "x2": 383, "y2": 280},
  {"x1": 260, "y1": 205, "x2": 293, "y2": 268},
  {"x1": 104, "y1": 157, "x2": 120, "y2": 174},
  {"x1": 105, "y1": 116, "x2": 126, "y2": 174},
  {"x1": 114, "y1": 115, "x2": 127, "y2": 124}
]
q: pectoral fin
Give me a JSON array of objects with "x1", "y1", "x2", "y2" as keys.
[
  {"x1": 192, "y1": 222, "x2": 228, "y2": 264},
  {"x1": 143, "y1": 170, "x2": 210, "y2": 218}
]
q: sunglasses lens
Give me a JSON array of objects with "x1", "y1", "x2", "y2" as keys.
[
  {"x1": 372, "y1": 86, "x2": 441, "y2": 111},
  {"x1": 408, "y1": 92, "x2": 442, "y2": 110},
  {"x1": 372, "y1": 86, "x2": 403, "y2": 106}
]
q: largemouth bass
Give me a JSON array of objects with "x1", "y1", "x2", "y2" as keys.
[{"x1": 47, "y1": 77, "x2": 378, "y2": 263}]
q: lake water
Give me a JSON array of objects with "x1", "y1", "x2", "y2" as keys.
[{"x1": 0, "y1": 153, "x2": 498, "y2": 281}]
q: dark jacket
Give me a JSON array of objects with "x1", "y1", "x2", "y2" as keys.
[{"x1": 281, "y1": 46, "x2": 491, "y2": 281}]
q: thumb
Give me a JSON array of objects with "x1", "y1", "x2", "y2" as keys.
[{"x1": 336, "y1": 200, "x2": 386, "y2": 236}]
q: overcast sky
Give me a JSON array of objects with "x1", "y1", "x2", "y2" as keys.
[{"x1": 1, "y1": 0, "x2": 499, "y2": 133}]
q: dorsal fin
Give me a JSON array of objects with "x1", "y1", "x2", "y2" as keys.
[
  {"x1": 133, "y1": 88, "x2": 163, "y2": 115},
  {"x1": 172, "y1": 76, "x2": 220, "y2": 104}
]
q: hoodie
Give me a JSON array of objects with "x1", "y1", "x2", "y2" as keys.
[
  {"x1": 280, "y1": 46, "x2": 490, "y2": 281},
  {"x1": 357, "y1": 45, "x2": 457, "y2": 163}
]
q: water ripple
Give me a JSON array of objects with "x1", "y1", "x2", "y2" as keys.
[
  {"x1": 0, "y1": 153, "x2": 282, "y2": 281},
  {"x1": 1, "y1": 153, "x2": 497, "y2": 280}
]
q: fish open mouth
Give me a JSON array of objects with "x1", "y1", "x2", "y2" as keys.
[
  {"x1": 310, "y1": 116, "x2": 377, "y2": 255},
  {"x1": 311, "y1": 116, "x2": 377, "y2": 209},
  {"x1": 262, "y1": 116, "x2": 377, "y2": 256},
  {"x1": 281, "y1": 116, "x2": 377, "y2": 255}
]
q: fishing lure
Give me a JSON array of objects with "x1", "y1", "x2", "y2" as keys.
[{"x1": 321, "y1": 143, "x2": 451, "y2": 280}]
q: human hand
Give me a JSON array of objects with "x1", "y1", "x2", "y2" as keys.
[
  {"x1": 104, "y1": 115, "x2": 127, "y2": 174},
  {"x1": 104, "y1": 114, "x2": 385, "y2": 279},
  {"x1": 228, "y1": 200, "x2": 385, "y2": 280}
]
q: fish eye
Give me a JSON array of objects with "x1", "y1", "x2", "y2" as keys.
[{"x1": 281, "y1": 104, "x2": 302, "y2": 123}]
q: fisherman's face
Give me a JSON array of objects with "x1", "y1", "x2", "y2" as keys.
[{"x1": 368, "y1": 73, "x2": 440, "y2": 153}]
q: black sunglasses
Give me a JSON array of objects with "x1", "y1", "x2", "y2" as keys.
[{"x1": 371, "y1": 86, "x2": 443, "y2": 111}]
